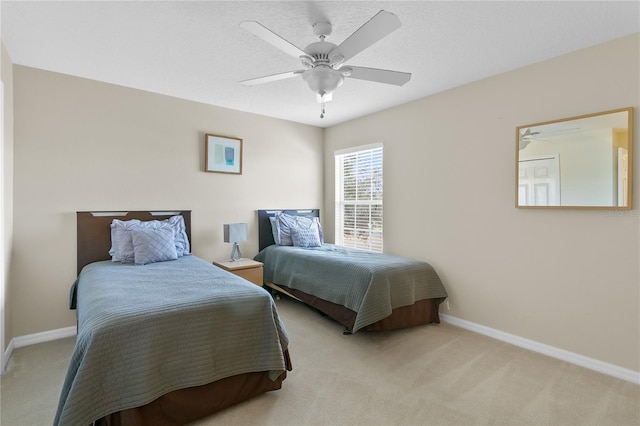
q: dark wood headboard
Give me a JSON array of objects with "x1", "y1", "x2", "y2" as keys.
[
  {"x1": 257, "y1": 209, "x2": 319, "y2": 252},
  {"x1": 76, "y1": 210, "x2": 192, "y2": 275}
]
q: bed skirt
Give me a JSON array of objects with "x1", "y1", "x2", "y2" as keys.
[
  {"x1": 97, "y1": 352, "x2": 291, "y2": 426},
  {"x1": 268, "y1": 283, "x2": 442, "y2": 332}
]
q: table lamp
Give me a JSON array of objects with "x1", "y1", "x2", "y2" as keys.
[{"x1": 223, "y1": 223, "x2": 248, "y2": 261}]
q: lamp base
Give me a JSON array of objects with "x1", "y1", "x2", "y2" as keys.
[{"x1": 230, "y1": 242, "x2": 242, "y2": 262}]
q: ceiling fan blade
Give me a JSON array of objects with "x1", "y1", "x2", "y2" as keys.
[
  {"x1": 332, "y1": 10, "x2": 401, "y2": 62},
  {"x1": 346, "y1": 66, "x2": 411, "y2": 86},
  {"x1": 239, "y1": 70, "x2": 303, "y2": 86},
  {"x1": 240, "y1": 21, "x2": 307, "y2": 58}
]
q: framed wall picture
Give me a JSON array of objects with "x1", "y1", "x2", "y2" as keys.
[{"x1": 205, "y1": 134, "x2": 243, "y2": 174}]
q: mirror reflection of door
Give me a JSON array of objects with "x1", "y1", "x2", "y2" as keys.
[
  {"x1": 518, "y1": 155, "x2": 560, "y2": 206},
  {"x1": 618, "y1": 147, "x2": 628, "y2": 207},
  {"x1": 516, "y1": 107, "x2": 633, "y2": 209}
]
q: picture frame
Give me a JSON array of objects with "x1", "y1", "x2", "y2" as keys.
[{"x1": 205, "y1": 134, "x2": 243, "y2": 174}]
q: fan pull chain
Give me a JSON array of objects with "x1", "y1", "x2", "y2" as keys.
[{"x1": 320, "y1": 102, "x2": 326, "y2": 119}]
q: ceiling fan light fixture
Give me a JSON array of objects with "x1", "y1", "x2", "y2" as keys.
[{"x1": 302, "y1": 66, "x2": 344, "y2": 103}]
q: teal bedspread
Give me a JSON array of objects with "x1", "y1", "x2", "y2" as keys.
[
  {"x1": 55, "y1": 256, "x2": 289, "y2": 426},
  {"x1": 255, "y1": 244, "x2": 447, "y2": 332}
]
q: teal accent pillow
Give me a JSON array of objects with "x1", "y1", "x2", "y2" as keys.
[{"x1": 131, "y1": 227, "x2": 178, "y2": 265}]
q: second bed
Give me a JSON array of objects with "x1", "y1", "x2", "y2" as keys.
[{"x1": 255, "y1": 209, "x2": 448, "y2": 334}]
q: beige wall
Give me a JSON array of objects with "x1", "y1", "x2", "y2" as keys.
[
  {"x1": 11, "y1": 66, "x2": 324, "y2": 336},
  {"x1": 1, "y1": 40, "x2": 15, "y2": 357},
  {"x1": 324, "y1": 34, "x2": 640, "y2": 372},
  {"x1": 7, "y1": 33, "x2": 639, "y2": 374}
]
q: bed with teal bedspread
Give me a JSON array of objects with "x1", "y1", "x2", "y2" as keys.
[
  {"x1": 255, "y1": 239, "x2": 448, "y2": 333},
  {"x1": 255, "y1": 209, "x2": 447, "y2": 334},
  {"x1": 55, "y1": 255, "x2": 290, "y2": 426}
]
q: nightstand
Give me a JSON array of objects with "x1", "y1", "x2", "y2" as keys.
[{"x1": 212, "y1": 258, "x2": 263, "y2": 287}]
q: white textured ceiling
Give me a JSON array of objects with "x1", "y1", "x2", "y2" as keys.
[{"x1": 2, "y1": 1, "x2": 639, "y2": 128}]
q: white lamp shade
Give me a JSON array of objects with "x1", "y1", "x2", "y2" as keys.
[
  {"x1": 302, "y1": 66, "x2": 344, "y2": 100},
  {"x1": 223, "y1": 223, "x2": 248, "y2": 243}
]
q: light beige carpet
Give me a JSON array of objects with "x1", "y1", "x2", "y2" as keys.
[{"x1": 1, "y1": 297, "x2": 639, "y2": 426}]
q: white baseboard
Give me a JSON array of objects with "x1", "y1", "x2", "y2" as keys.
[
  {"x1": 2, "y1": 338, "x2": 14, "y2": 374},
  {"x1": 0, "y1": 326, "x2": 76, "y2": 374},
  {"x1": 11, "y1": 326, "x2": 76, "y2": 349},
  {"x1": 2, "y1": 326, "x2": 76, "y2": 375},
  {"x1": 439, "y1": 314, "x2": 639, "y2": 385}
]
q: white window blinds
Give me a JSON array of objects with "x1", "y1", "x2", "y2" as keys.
[{"x1": 335, "y1": 144, "x2": 383, "y2": 253}]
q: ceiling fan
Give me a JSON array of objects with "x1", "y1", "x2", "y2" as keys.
[{"x1": 239, "y1": 10, "x2": 411, "y2": 118}]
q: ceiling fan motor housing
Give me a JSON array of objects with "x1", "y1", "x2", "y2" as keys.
[{"x1": 304, "y1": 41, "x2": 339, "y2": 65}]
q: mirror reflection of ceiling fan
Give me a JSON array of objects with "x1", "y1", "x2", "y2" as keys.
[
  {"x1": 239, "y1": 10, "x2": 411, "y2": 118},
  {"x1": 518, "y1": 126, "x2": 582, "y2": 150},
  {"x1": 519, "y1": 128, "x2": 540, "y2": 140},
  {"x1": 519, "y1": 128, "x2": 543, "y2": 150}
]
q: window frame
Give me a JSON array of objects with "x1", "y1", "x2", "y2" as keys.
[{"x1": 334, "y1": 143, "x2": 383, "y2": 253}]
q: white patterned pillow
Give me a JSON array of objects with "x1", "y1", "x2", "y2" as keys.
[
  {"x1": 131, "y1": 227, "x2": 178, "y2": 265},
  {"x1": 168, "y1": 215, "x2": 190, "y2": 257},
  {"x1": 269, "y1": 217, "x2": 281, "y2": 244},
  {"x1": 110, "y1": 215, "x2": 190, "y2": 262},
  {"x1": 311, "y1": 216, "x2": 324, "y2": 244},
  {"x1": 274, "y1": 213, "x2": 297, "y2": 246},
  {"x1": 109, "y1": 219, "x2": 143, "y2": 263},
  {"x1": 290, "y1": 225, "x2": 322, "y2": 248},
  {"x1": 274, "y1": 213, "x2": 324, "y2": 246}
]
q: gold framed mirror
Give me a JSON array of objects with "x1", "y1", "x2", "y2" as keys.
[{"x1": 516, "y1": 107, "x2": 633, "y2": 209}]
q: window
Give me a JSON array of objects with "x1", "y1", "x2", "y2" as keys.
[{"x1": 335, "y1": 144, "x2": 383, "y2": 252}]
